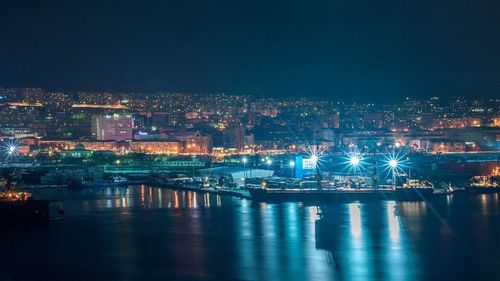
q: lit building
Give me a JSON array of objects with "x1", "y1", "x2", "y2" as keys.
[
  {"x1": 59, "y1": 143, "x2": 94, "y2": 159},
  {"x1": 430, "y1": 140, "x2": 466, "y2": 153},
  {"x1": 431, "y1": 117, "x2": 481, "y2": 129},
  {"x1": 184, "y1": 135, "x2": 213, "y2": 154},
  {"x1": 39, "y1": 140, "x2": 120, "y2": 152},
  {"x1": 493, "y1": 117, "x2": 500, "y2": 127},
  {"x1": 129, "y1": 141, "x2": 182, "y2": 154},
  {"x1": 91, "y1": 114, "x2": 133, "y2": 141}
]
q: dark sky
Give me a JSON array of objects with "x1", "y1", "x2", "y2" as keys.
[{"x1": 1, "y1": 0, "x2": 499, "y2": 101}]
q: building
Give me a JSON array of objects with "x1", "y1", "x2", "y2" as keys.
[
  {"x1": 430, "y1": 140, "x2": 466, "y2": 153},
  {"x1": 59, "y1": 143, "x2": 94, "y2": 159},
  {"x1": 128, "y1": 141, "x2": 182, "y2": 154},
  {"x1": 431, "y1": 117, "x2": 481, "y2": 129},
  {"x1": 493, "y1": 117, "x2": 500, "y2": 127},
  {"x1": 151, "y1": 112, "x2": 168, "y2": 129},
  {"x1": 39, "y1": 140, "x2": 120, "y2": 152},
  {"x1": 91, "y1": 114, "x2": 133, "y2": 141},
  {"x1": 223, "y1": 125, "x2": 245, "y2": 150},
  {"x1": 362, "y1": 112, "x2": 383, "y2": 129},
  {"x1": 184, "y1": 134, "x2": 213, "y2": 154},
  {"x1": 327, "y1": 113, "x2": 340, "y2": 129},
  {"x1": 199, "y1": 167, "x2": 274, "y2": 187}
]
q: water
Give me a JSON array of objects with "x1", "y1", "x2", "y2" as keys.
[{"x1": 1, "y1": 186, "x2": 500, "y2": 281}]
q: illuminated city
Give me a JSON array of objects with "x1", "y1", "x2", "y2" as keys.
[{"x1": 1, "y1": 1, "x2": 500, "y2": 281}]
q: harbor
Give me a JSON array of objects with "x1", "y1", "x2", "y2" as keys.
[{"x1": 2, "y1": 1, "x2": 500, "y2": 279}]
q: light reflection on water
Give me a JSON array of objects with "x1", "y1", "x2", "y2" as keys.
[
  {"x1": 5, "y1": 186, "x2": 500, "y2": 280},
  {"x1": 80, "y1": 185, "x2": 224, "y2": 210}
]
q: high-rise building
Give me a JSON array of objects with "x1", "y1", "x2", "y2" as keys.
[
  {"x1": 223, "y1": 125, "x2": 245, "y2": 150},
  {"x1": 151, "y1": 113, "x2": 168, "y2": 129},
  {"x1": 185, "y1": 134, "x2": 213, "y2": 154},
  {"x1": 91, "y1": 114, "x2": 133, "y2": 141}
]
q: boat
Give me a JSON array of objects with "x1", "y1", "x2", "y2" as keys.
[
  {"x1": 249, "y1": 186, "x2": 395, "y2": 202},
  {"x1": 69, "y1": 175, "x2": 129, "y2": 188},
  {"x1": 433, "y1": 182, "x2": 456, "y2": 195},
  {"x1": 151, "y1": 174, "x2": 191, "y2": 188},
  {"x1": 247, "y1": 178, "x2": 433, "y2": 202},
  {"x1": 395, "y1": 179, "x2": 434, "y2": 201},
  {"x1": 467, "y1": 176, "x2": 499, "y2": 194},
  {"x1": 0, "y1": 182, "x2": 64, "y2": 224}
]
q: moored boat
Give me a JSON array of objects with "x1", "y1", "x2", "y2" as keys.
[
  {"x1": 0, "y1": 190, "x2": 64, "y2": 224},
  {"x1": 69, "y1": 175, "x2": 128, "y2": 188},
  {"x1": 395, "y1": 179, "x2": 434, "y2": 201},
  {"x1": 467, "y1": 176, "x2": 499, "y2": 194},
  {"x1": 249, "y1": 186, "x2": 395, "y2": 202},
  {"x1": 247, "y1": 178, "x2": 434, "y2": 202}
]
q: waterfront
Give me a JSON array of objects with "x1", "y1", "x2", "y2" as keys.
[{"x1": 1, "y1": 186, "x2": 500, "y2": 281}]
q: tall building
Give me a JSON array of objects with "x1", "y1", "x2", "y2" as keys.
[
  {"x1": 223, "y1": 125, "x2": 245, "y2": 150},
  {"x1": 185, "y1": 134, "x2": 213, "y2": 154},
  {"x1": 151, "y1": 112, "x2": 168, "y2": 129},
  {"x1": 91, "y1": 114, "x2": 133, "y2": 141}
]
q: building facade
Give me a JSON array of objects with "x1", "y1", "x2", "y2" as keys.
[{"x1": 91, "y1": 114, "x2": 134, "y2": 141}]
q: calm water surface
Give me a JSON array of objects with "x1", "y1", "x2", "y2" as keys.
[{"x1": 1, "y1": 185, "x2": 500, "y2": 281}]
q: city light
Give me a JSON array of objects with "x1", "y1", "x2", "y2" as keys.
[
  {"x1": 383, "y1": 152, "x2": 406, "y2": 172},
  {"x1": 311, "y1": 155, "x2": 318, "y2": 164},
  {"x1": 344, "y1": 150, "x2": 365, "y2": 175},
  {"x1": 350, "y1": 155, "x2": 360, "y2": 166},
  {"x1": 8, "y1": 145, "x2": 16, "y2": 154},
  {"x1": 389, "y1": 159, "x2": 398, "y2": 169},
  {"x1": 383, "y1": 152, "x2": 408, "y2": 186},
  {"x1": 305, "y1": 145, "x2": 325, "y2": 168},
  {"x1": 1, "y1": 3, "x2": 499, "y2": 279},
  {"x1": 2, "y1": 141, "x2": 19, "y2": 158}
]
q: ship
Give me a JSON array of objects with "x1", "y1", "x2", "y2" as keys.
[
  {"x1": 0, "y1": 179, "x2": 64, "y2": 224},
  {"x1": 433, "y1": 182, "x2": 455, "y2": 195},
  {"x1": 394, "y1": 179, "x2": 434, "y2": 201},
  {"x1": 69, "y1": 175, "x2": 128, "y2": 188},
  {"x1": 150, "y1": 174, "x2": 192, "y2": 188},
  {"x1": 247, "y1": 178, "x2": 433, "y2": 202},
  {"x1": 467, "y1": 176, "x2": 499, "y2": 194}
]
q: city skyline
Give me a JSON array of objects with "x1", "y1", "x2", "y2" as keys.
[{"x1": 1, "y1": 2, "x2": 500, "y2": 281}]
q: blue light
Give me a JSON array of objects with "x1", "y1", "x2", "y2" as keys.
[{"x1": 350, "y1": 155, "x2": 360, "y2": 166}]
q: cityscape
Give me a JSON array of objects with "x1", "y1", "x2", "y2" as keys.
[{"x1": 1, "y1": 1, "x2": 500, "y2": 281}]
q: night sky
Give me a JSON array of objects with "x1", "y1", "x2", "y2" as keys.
[{"x1": 1, "y1": 0, "x2": 499, "y2": 101}]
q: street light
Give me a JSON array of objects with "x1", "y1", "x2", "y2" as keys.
[
  {"x1": 289, "y1": 160, "x2": 295, "y2": 178},
  {"x1": 311, "y1": 155, "x2": 318, "y2": 164},
  {"x1": 349, "y1": 155, "x2": 360, "y2": 166},
  {"x1": 388, "y1": 158, "x2": 399, "y2": 187},
  {"x1": 191, "y1": 155, "x2": 196, "y2": 179},
  {"x1": 8, "y1": 145, "x2": 16, "y2": 154},
  {"x1": 242, "y1": 157, "x2": 248, "y2": 183},
  {"x1": 266, "y1": 158, "x2": 272, "y2": 169}
]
